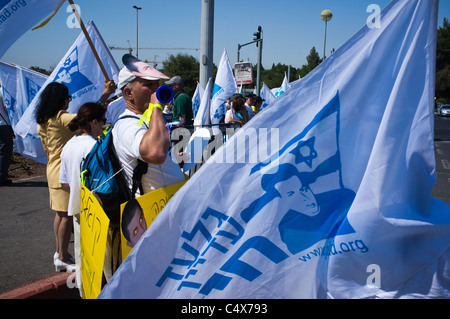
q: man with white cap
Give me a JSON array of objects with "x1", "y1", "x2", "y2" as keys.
[{"x1": 113, "y1": 54, "x2": 185, "y2": 195}]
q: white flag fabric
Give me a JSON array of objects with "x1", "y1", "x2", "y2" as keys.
[
  {"x1": 259, "y1": 82, "x2": 276, "y2": 112},
  {"x1": 0, "y1": 0, "x2": 65, "y2": 58},
  {"x1": 193, "y1": 77, "x2": 212, "y2": 127},
  {"x1": 183, "y1": 77, "x2": 214, "y2": 172},
  {"x1": 210, "y1": 49, "x2": 237, "y2": 125},
  {"x1": 0, "y1": 62, "x2": 47, "y2": 163},
  {"x1": 105, "y1": 96, "x2": 126, "y2": 124},
  {"x1": 191, "y1": 81, "x2": 204, "y2": 119},
  {"x1": 281, "y1": 72, "x2": 289, "y2": 92},
  {"x1": 15, "y1": 20, "x2": 119, "y2": 139},
  {"x1": 99, "y1": 0, "x2": 450, "y2": 299}
]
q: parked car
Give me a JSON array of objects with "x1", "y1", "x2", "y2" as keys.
[{"x1": 438, "y1": 104, "x2": 450, "y2": 117}]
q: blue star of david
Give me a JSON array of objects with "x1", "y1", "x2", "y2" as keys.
[{"x1": 289, "y1": 136, "x2": 317, "y2": 168}]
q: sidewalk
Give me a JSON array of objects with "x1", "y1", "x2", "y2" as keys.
[{"x1": 0, "y1": 272, "x2": 80, "y2": 299}]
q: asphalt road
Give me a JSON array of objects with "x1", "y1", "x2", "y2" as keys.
[
  {"x1": 433, "y1": 114, "x2": 450, "y2": 205},
  {"x1": 0, "y1": 114, "x2": 449, "y2": 296},
  {"x1": 0, "y1": 175, "x2": 76, "y2": 295}
]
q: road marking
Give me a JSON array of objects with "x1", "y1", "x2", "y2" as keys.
[{"x1": 17, "y1": 175, "x2": 45, "y2": 182}]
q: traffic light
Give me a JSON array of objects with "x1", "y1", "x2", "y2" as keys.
[{"x1": 253, "y1": 26, "x2": 262, "y2": 46}]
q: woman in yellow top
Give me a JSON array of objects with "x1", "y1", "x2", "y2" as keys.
[{"x1": 35, "y1": 82, "x2": 77, "y2": 272}]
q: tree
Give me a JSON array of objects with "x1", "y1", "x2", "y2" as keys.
[
  {"x1": 161, "y1": 53, "x2": 200, "y2": 96},
  {"x1": 436, "y1": 18, "x2": 450, "y2": 99},
  {"x1": 260, "y1": 63, "x2": 284, "y2": 89},
  {"x1": 29, "y1": 66, "x2": 51, "y2": 76},
  {"x1": 299, "y1": 47, "x2": 322, "y2": 78}
]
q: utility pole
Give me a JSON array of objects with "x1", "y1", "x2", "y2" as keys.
[
  {"x1": 200, "y1": 0, "x2": 214, "y2": 89},
  {"x1": 133, "y1": 6, "x2": 142, "y2": 58}
]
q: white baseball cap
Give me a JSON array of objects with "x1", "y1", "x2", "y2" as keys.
[{"x1": 118, "y1": 54, "x2": 169, "y2": 89}]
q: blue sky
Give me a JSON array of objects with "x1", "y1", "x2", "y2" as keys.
[{"x1": 2, "y1": 0, "x2": 450, "y2": 72}]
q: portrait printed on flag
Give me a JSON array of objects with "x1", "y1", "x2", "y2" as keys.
[
  {"x1": 246, "y1": 91, "x2": 356, "y2": 256},
  {"x1": 54, "y1": 47, "x2": 94, "y2": 96}
]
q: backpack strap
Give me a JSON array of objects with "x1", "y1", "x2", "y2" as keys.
[
  {"x1": 174, "y1": 92, "x2": 190, "y2": 102},
  {"x1": 131, "y1": 160, "x2": 148, "y2": 198},
  {"x1": 113, "y1": 114, "x2": 149, "y2": 198}
]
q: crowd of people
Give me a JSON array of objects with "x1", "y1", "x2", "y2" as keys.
[
  {"x1": 224, "y1": 92, "x2": 264, "y2": 126},
  {"x1": 27, "y1": 54, "x2": 267, "y2": 296}
]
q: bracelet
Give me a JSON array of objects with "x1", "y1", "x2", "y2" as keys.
[{"x1": 138, "y1": 103, "x2": 163, "y2": 126}]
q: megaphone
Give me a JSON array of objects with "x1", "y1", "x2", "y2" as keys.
[{"x1": 156, "y1": 85, "x2": 174, "y2": 104}]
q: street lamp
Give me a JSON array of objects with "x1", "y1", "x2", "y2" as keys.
[
  {"x1": 321, "y1": 9, "x2": 332, "y2": 60},
  {"x1": 133, "y1": 5, "x2": 142, "y2": 58}
]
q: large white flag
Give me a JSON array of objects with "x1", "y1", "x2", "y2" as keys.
[
  {"x1": 0, "y1": 0, "x2": 65, "y2": 58},
  {"x1": 210, "y1": 49, "x2": 237, "y2": 125},
  {"x1": 0, "y1": 61, "x2": 48, "y2": 163},
  {"x1": 99, "y1": 0, "x2": 450, "y2": 299},
  {"x1": 15, "y1": 20, "x2": 119, "y2": 138}
]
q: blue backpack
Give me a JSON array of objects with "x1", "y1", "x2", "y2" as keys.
[{"x1": 81, "y1": 115, "x2": 148, "y2": 225}]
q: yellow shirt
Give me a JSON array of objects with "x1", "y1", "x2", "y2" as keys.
[
  {"x1": 252, "y1": 105, "x2": 260, "y2": 115},
  {"x1": 37, "y1": 110, "x2": 76, "y2": 188}
]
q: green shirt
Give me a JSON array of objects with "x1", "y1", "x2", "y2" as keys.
[{"x1": 172, "y1": 90, "x2": 193, "y2": 126}]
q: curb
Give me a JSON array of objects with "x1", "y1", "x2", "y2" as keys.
[{"x1": 0, "y1": 272, "x2": 80, "y2": 299}]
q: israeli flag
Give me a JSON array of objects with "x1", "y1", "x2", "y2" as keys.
[
  {"x1": 15, "y1": 20, "x2": 119, "y2": 139},
  {"x1": 271, "y1": 72, "x2": 289, "y2": 98},
  {"x1": 0, "y1": 62, "x2": 47, "y2": 163},
  {"x1": 182, "y1": 77, "x2": 214, "y2": 172},
  {"x1": 210, "y1": 49, "x2": 237, "y2": 125},
  {"x1": 100, "y1": 0, "x2": 450, "y2": 299},
  {"x1": 191, "y1": 82, "x2": 204, "y2": 119},
  {"x1": 0, "y1": 0, "x2": 65, "y2": 58},
  {"x1": 259, "y1": 83, "x2": 276, "y2": 112},
  {"x1": 193, "y1": 77, "x2": 212, "y2": 127}
]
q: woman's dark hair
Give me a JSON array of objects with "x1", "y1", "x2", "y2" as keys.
[
  {"x1": 230, "y1": 94, "x2": 246, "y2": 111},
  {"x1": 35, "y1": 82, "x2": 70, "y2": 125},
  {"x1": 68, "y1": 102, "x2": 106, "y2": 132},
  {"x1": 230, "y1": 93, "x2": 249, "y2": 123}
]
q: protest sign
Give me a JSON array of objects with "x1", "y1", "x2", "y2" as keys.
[
  {"x1": 80, "y1": 184, "x2": 110, "y2": 299},
  {"x1": 120, "y1": 179, "x2": 188, "y2": 260}
]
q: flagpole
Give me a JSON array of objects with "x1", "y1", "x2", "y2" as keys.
[{"x1": 67, "y1": 0, "x2": 110, "y2": 82}]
